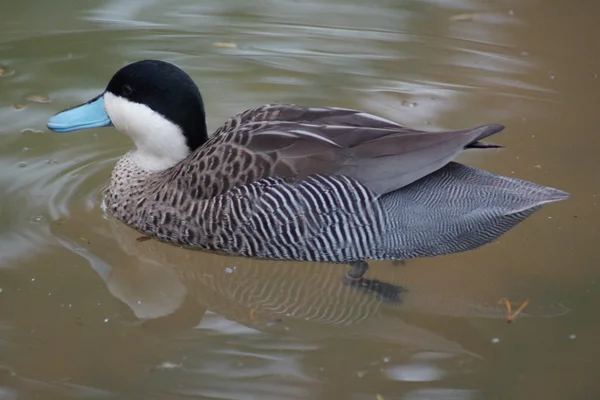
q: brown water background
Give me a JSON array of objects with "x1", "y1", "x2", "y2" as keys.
[{"x1": 1, "y1": 1, "x2": 599, "y2": 399}]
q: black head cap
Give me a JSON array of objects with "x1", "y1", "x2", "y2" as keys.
[{"x1": 106, "y1": 60, "x2": 208, "y2": 151}]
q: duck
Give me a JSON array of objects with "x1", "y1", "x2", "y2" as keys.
[{"x1": 47, "y1": 59, "x2": 569, "y2": 299}]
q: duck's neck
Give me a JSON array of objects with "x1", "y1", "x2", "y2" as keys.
[
  {"x1": 104, "y1": 91, "x2": 198, "y2": 171},
  {"x1": 127, "y1": 147, "x2": 188, "y2": 172}
]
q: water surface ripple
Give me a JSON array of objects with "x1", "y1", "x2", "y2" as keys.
[{"x1": 0, "y1": 1, "x2": 593, "y2": 399}]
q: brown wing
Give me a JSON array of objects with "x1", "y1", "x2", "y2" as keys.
[
  {"x1": 212, "y1": 104, "x2": 408, "y2": 134},
  {"x1": 164, "y1": 104, "x2": 503, "y2": 199}
]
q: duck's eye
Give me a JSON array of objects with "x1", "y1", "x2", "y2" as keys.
[{"x1": 122, "y1": 85, "x2": 133, "y2": 96}]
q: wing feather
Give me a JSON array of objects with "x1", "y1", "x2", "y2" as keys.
[{"x1": 176, "y1": 104, "x2": 504, "y2": 197}]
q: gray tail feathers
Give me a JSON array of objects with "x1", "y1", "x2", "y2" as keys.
[
  {"x1": 464, "y1": 123, "x2": 504, "y2": 149},
  {"x1": 378, "y1": 162, "x2": 569, "y2": 259},
  {"x1": 342, "y1": 123, "x2": 507, "y2": 195}
]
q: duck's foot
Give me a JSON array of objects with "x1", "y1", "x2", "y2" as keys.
[
  {"x1": 347, "y1": 260, "x2": 370, "y2": 279},
  {"x1": 343, "y1": 260, "x2": 404, "y2": 302}
]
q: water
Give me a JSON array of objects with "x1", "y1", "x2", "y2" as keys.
[{"x1": 1, "y1": 1, "x2": 598, "y2": 399}]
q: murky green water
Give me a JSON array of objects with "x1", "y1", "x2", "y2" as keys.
[{"x1": 1, "y1": 1, "x2": 599, "y2": 399}]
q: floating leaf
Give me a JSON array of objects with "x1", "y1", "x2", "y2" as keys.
[
  {"x1": 213, "y1": 41, "x2": 237, "y2": 49},
  {"x1": 0, "y1": 66, "x2": 15, "y2": 78}
]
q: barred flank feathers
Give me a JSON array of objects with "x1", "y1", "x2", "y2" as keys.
[{"x1": 110, "y1": 163, "x2": 566, "y2": 263}]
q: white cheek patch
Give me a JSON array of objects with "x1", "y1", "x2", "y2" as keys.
[{"x1": 104, "y1": 92, "x2": 190, "y2": 171}]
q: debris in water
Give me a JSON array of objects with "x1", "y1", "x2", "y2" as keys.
[
  {"x1": 0, "y1": 66, "x2": 14, "y2": 77},
  {"x1": 491, "y1": 337, "x2": 500, "y2": 344},
  {"x1": 449, "y1": 13, "x2": 477, "y2": 22},
  {"x1": 265, "y1": 318, "x2": 282, "y2": 327},
  {"x1": 136, "y1": 236, "x2": 151, "y2": 242},
  {"x1": 79, "y1": 237, "x2": 91, "y2": 244},
  {"x1": 29, "y1": 215, "x2": 44, "y2": 223},
  {"x1": 568, "y1": 334, "x2": 577, "y2": 340},
  {"x1": 376, "y1": 394, "x2": 385, "y2": 400},
  {"x1": 26, "y1": 94, "x2": 51, "y2": 103},
  {"x1": 11, "y1": 104, "x2": 25, "y2": 109},
  {"x1": 498, "y1": 297, "x2": 530, "y2": 323},
  {"x1": 154, "y1": 361, "x2": 182, "y2": 370},
  {"x1": 21, "y1": 128, "x2": 43, "y2": 134},
  {"x1": 213, "y1": 41, "x2": 237, "y2": 48}
]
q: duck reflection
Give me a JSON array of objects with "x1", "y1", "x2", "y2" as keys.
[{"x1": 52, "y1": 208, "x2": 528, "y2": 362}]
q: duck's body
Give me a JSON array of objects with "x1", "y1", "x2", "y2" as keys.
[
  {"x1": 104, "y1": 102, "x2": 559, "y2": 264},
  {"x1": 48, "y1": 60, "x2": 568, "y2": 299}
]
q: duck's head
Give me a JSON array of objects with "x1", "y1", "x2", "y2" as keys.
[{"x1": 47, "y1": 60, "x2": 208, "y2": 170}]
